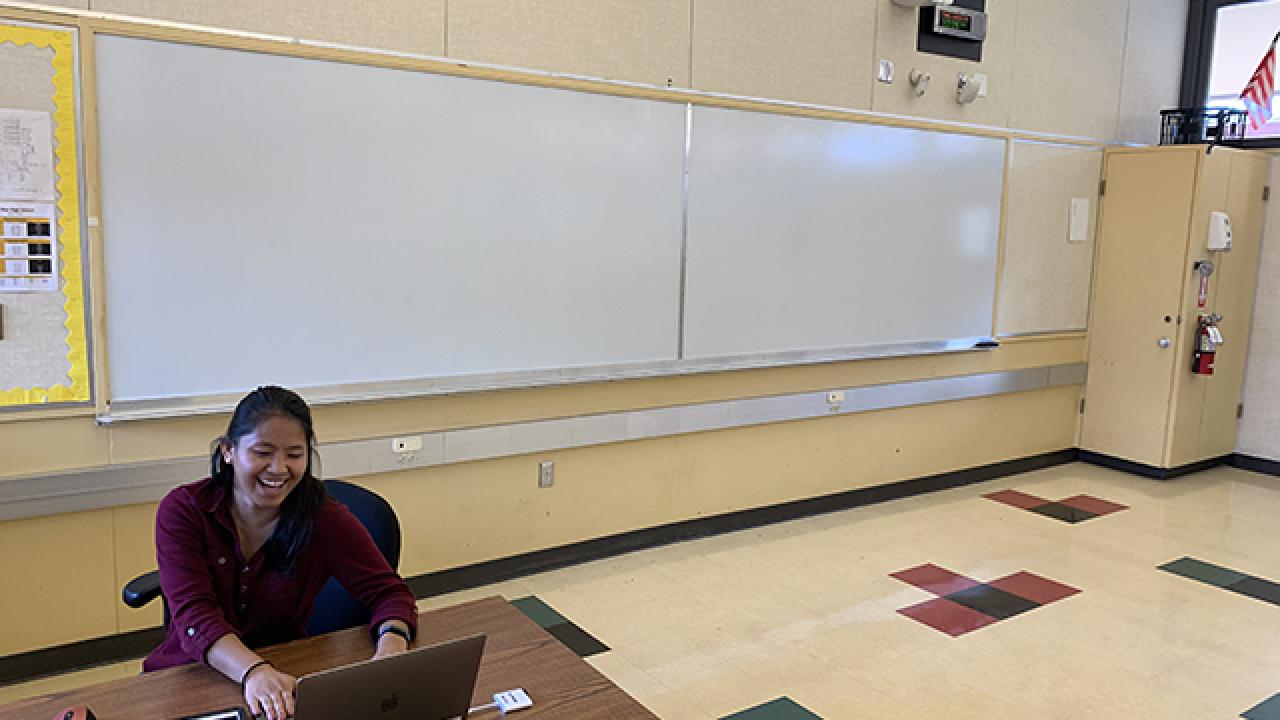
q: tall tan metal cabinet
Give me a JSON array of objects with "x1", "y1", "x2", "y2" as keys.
[{"x1": 1080, "y1": 145, "x2": 1269, "y2": 474}]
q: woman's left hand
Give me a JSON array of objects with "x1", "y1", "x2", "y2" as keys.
[{"x1": 373, "y1": 629, "x2": 409, "y2": 660}]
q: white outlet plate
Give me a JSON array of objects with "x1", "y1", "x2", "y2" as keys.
[
  {"x1": 827, "y1": 390, "x2": 845, "y2": 404},
  {"x1": 392, "y1": 436, "x2": 423, "y2": 454},
  {"x1": 538, "y1": 460, "x2": 554, "y2": 488},
  {"x1": 975, "y1": 73, "x2": 988, "y2": 97}
]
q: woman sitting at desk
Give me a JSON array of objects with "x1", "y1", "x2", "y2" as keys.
[{"x1": 143, "y1": 386, "x2": 418, "y2": 720}]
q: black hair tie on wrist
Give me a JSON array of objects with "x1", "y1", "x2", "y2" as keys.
[
  {"x1": 240, "y1": 659, "x2": 270, "y2": 687},
  {"x1": 378, "y1": 624, "x2": 412, "y2": 644}
]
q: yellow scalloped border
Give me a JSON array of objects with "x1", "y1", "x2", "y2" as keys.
[{"x1": 0, "y1": 24, "x2": 90, "y2": 406}]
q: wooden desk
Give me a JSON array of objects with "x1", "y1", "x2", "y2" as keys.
[{"x1": 0, "y1": 597, "x2": 655, "y2": 720}]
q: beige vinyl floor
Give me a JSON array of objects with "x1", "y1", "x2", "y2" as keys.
[{"x1": 3, "y1": 461, "x2": 1279, "y2": 718}]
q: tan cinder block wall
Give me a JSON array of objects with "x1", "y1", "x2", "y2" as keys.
[{"x1": 0, "y1": 0, "x2": 1189, "y2": 657}]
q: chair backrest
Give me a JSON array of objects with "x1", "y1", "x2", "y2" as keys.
[{"x1": 304, "y1": 479, "x2": 402, "y2": 636}]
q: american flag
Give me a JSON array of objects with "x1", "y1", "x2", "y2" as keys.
[{"x1": 1241, "y1": 38, "x2": 1277, "y2": 130}]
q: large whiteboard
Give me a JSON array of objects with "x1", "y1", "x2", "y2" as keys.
[
  {"x1": 95, "y1": 35, "x2": 686, "y2": 404},
  {"x1": 93, "y1": 34, "x2": 1008, "y2": 417},
  {"x1": 683, "y1": 107, "x2": 1005, "y2": 358}
]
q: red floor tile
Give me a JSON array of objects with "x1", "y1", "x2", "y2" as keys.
[
  {"x1": 982, "y1": 489, "x2": 1048, "y2": 510},
  {"x1": 898, "y1": 597, "x2": 998, "y2": 637},
  {"x1": 987, "y1": 571, "x2": 1081, "y2": 605},
  {"x1": 890, "y1": 563, "x2": 981, "y2": 596},
  {"x1": 1058, "y1": 494, "x2": 1129, "y2": 516}
]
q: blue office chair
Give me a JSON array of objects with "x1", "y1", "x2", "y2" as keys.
[{"x1": 122, "y1": 479, "x2": 402, "y2": 637}]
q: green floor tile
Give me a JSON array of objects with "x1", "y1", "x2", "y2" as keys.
[
  {"x1": 1243, "y1": 692, "x2": 1280, "y2": 720},
  {"x1": 1159, "y1": 557, "x2": 1249, "y2": 588},
  {"x1": 720, "y1": 697, "x2": 821, "y2": 720},
  {"x1": 510, "y1": 595, "x2": 569, "y2": 629}
]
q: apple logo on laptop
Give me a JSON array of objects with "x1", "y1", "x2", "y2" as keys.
[{"x1": 380, "y1": 693, "x2": 400, "y2": 713}]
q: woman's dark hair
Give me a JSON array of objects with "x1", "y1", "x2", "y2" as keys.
[{"x1": 210, "y1": 385, "x2": 327, "y2": 572}]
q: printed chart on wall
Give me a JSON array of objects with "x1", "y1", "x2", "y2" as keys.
[{"x1": 0, "y1": 22, "x2": 90, "y2": 407}]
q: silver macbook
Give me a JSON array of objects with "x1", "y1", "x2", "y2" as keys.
[{"x1": 293, "y1": 634, "x2": 486, "y2": 720}]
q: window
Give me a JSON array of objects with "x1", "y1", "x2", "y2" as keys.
[{"x1": 1183, "y1": 0, "x2": 1280, "y2": 144}]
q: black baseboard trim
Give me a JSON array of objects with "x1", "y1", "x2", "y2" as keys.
[
  {"x1": 0, "y1": 447, "x2": 1079, "y2": 687},
  {"x1": 0, "y1": 627, "x2": 163, "y2": 687},
  {"x1": 1231, "y1": 453, "x2": 1280, "y2": 477},
  {"x1": 407, "y1": 447, "x2": 1080, "y2": 599},
  {"x1": 1077, "y1": 450, "x2": 1231, "y2": 480}
]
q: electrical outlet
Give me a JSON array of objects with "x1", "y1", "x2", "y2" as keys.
[
  {"x1": 538, "y1": 460, "x2": 554, "y2": 488},
  {"x1": 827, "y1": 390, "x2": 845, "y2": 405},
  {"x1": 392, "y1": 436, "x2": 423, "y2": 454}
]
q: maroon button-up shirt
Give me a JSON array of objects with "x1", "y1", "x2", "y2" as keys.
[{"x1": 143, "y1": 477, "x2": 418, "y2": 672}]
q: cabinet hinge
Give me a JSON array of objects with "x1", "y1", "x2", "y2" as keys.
[
  {"x1": 1265, "y1": 186, "x2": 1271, "y2": 202},
  {"x1": 1098, "y1": 180, "x2": 1106, "y2": 196},
  {"x1": 1238, "y1": 403, "x2": 1245, "y2": 419},
  {"x1": 1079, "y1": 397, "x2": 1086, "y2": 414}
]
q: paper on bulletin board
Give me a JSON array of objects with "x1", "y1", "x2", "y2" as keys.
[
  {"x1": 0, "y1": 108, "x2": 55, "y2": 201},
  {"x1": 0, "y1": 202, "x2": 58, "y2": 292}
]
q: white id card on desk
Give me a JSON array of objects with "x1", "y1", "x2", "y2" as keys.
[{"x1": 176, "y1": 709, "x2": 249, "y2": 720}]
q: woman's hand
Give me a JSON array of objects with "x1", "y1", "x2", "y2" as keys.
[
  {"x1": 243, "y1": 663, "x2": 297, "y2": 720},
  {"x1": 373, "y1": 629, "x2": 409, "y2": 660}
]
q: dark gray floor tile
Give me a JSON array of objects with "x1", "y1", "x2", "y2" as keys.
[
  {"x1": 721, "y1": 697, "x2": 822, "y2": 719},
  {"x1": 946, "y1": 584, "x2": 1040, "y2": 621},
  {"x1": 1159, "y1": 557, "x2": 1249, "y2": 588},
  {"x1": 545, "y1": 621, "x2": 610, "y2": 658},
  {"x1": 1028, "y1": 502, "x2": 1098, "y2": 523}
]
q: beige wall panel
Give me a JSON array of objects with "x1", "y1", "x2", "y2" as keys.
[
  {"x1": 997, "y1": 141, "x2": 1102, "y2": 336},
  {"x1": 447, "y1": 0, "x2": 690, "y2": 87},
  {"x1": 0, "y1": 508, "x2": 116, "y2": 655},
  {"x1": 26, "y1": 0, "x2": 89, "y2": 8},
  {"x1": 382, "y1": 385, "x2": 1077, "y2": 576},
  {"x1": 0, "y1": 416, "x2": 109, "y2": 477},
  {"x1": 90, "y1": 0, "x2": 446, "y2": 55},
  {"x1": 1116, "y1": 0, "x2": 1187, "y2": 145},
  {"x1": 1007, "y1": 0, "x2": 1127, "y2": 140},
  {"x1": 113, "y1": 501, "x2": 161, "y2": 632},
  {"x1": 674, "y1": 386, "x2": 1078, "y2": 520},
  {"x1": 1237, "y1": 157, "x2": 1280, "y2": 461},
  {"x1": 106, "y1": 413, "x2": 228, "y2": 464},
  {"x1": 871, "y1": 0, "x2": 1015, "y2": 128},
  {"x1": 691, "y1": 0, "x2": 875, "y2": 110}
]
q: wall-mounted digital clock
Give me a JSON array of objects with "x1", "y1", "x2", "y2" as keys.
[{"x1": 932, "y1": 6, "x2": 987, "y2": 42}]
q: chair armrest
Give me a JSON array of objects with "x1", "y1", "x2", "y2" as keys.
[{"x1": 123, "y1": 570, "x2": 162, "y2": 609}]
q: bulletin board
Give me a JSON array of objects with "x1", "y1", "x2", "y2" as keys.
[{"x1": 0, "y1": 21, "x2": 90, "y2": 407}]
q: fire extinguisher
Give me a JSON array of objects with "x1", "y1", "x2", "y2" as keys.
[{"x1": 1191, "y1": 314, "x2": 1224, "y2": 375}]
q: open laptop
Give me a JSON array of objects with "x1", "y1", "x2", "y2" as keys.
[{"x1": 292, "y1": 633, "x2": 486, "y2": 720}]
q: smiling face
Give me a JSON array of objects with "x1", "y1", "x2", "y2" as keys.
[{"x1": 222, "y1": 414, "x2": 309, "y2": 516}]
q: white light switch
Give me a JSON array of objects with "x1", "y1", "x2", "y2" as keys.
[
  {"x1": 1069, "y1": 197, "x2": 1090, "y2": 244},
  {"x1": 877, "y1": 59, "x2": 894, "y2": 84}
]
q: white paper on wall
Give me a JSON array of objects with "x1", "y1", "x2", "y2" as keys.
[{"x1": 0, "y1": 109, "x2": 56, "y2": 201}]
